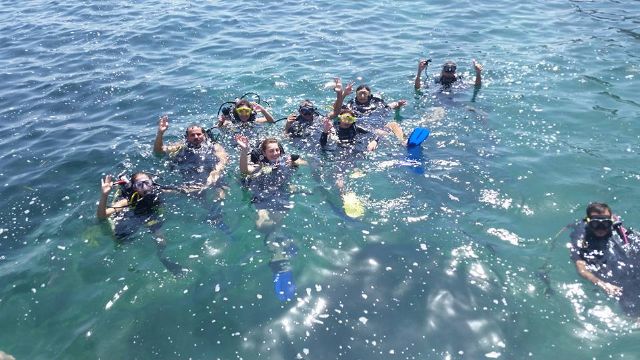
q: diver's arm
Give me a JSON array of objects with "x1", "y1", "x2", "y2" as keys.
[
  {"x1": 97, "y1": 175, "x2": 127, "y2": 219},
  {"x1": 289, "y1": 154, "x2": 306, "y2": 166},
  {"x1": 153, "y1": 115, "x2": 170, "y2": 155},
  {"x1": 330, "y1": 77, "x2": 348, "y2": 118},
  {"x1": 575, "y1": 260, "x2": 623, "y2": 297},
  {"x1": 283, "y1": 113, "x2": 297, "y2": 135},
  {"x1": 253, "y1": 103, "x2": 275, "y2": 123},
  {"x1": 320, "y1": 118, "x2": 332, "y2": 147},
  {"x1": 236, "y1": 134, "x2": 257, "y2": 175},
  {"x1": 415, "y1": 59, "x2": 429, "y2": 91},
  {"x1": 473, "y1": 59, "x2": 483, "y2": 87},
  {"x1": 206, "y1": 143, "x2": 229, "y2": 187},
  {"x1": 387, "y1": 99, "x2": 407, "y2": 110},
  {"x1": 366, "y1": 137, "x2": 379, "y2": 152}
]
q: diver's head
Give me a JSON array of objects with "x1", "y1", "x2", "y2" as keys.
[
  {"x1": 234, "y1": 99, "x2": 254, "y2": 122},
  {"x1": 337, "y1": 108, "x2": 357, "y2": 129},
  {"x1": 585, "y1": 202, "x2": 613, "y2": 240},
  {"x1": 440, "y1": 61, "x2": 457, "y2": 84},
  {"x1": 185, "y1": 125, "x2": 206, "y2": 147},
  {"x1": 260, "y1": 138, "x2": 282, "y2": 163},
  {"x1": 355, "y1": 84, "x2": 372, "y2": 104},
  {"x1": 298, "y1": 100, "x2": 315, "y2": 120},
  {"x1": 130, "y1": 172, "x2": 154, "y2": 196}
]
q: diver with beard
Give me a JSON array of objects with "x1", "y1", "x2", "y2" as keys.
[
  {"x1": 154, "y1": 115, "x2": 230, "y2": 233},
  {"x1": 96, "y1": 172, "x2": 186, "y2": 275},
  {"x1": 568, "y1": 202, "x2": 640, "y2": 306},
  {"x1": 154, "y1": 115, "x2": 228, "y2": 193}
]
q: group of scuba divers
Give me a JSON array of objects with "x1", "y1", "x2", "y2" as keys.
[{"x1": 95, "y1": 57, "x2": 639, "y2": 311}]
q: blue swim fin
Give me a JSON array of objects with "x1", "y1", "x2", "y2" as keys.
[
  {"x1": 273, "y1": 271, "x2": 296, "y2": 302},
  {"x1": 407, "y1": 127, "x2": 430, "y2": 148}
]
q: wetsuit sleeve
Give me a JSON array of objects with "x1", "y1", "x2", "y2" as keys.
[
  {"x1": 320, "y1": 132, "x2": 328, "y2": 147},
  {"x1": 567, "y1": 222, "x2": 585, "y2": 263},
  {"x1": 568, "y1": 240, "x2": 583, "y2": 263}
]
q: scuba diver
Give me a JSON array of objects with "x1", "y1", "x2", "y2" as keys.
[
  {"x1": 154, "y1": 115, "x2": 228, "y2": 193},
  {"x1": 414, "y1": 57, "x2": 483, "y2": 94},
  {"x1": 318, "y1": 108, "x2": 380, "y2": 219},
  {"x1": 236, "y1": 134, "x2": 306, "y2": 302},
  {"x1": 568, "y1": 202, "x2": 640, "y2": 316},
  {"x1": 217, "y1": 99, "x2": 275, "y2": 129},
  {"x1": 283, "y1": 99, "x2": 323, "y2": 139},
  {"x1": 96, "y1": 172, "x2": 186, "y2": 276},
  {"x1": 153, "y1": 115, "x2": 229, "y2": 232},
  {"x1": 320, "y1": 108, "x2": 380, "y2": 153},
  {"x1": 328, "y1": 77, "x2": 407, "y2": 130}
]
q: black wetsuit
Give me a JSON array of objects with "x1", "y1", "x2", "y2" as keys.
[
  {"x1": 286, "y1": 114, "x2": 323, "y2": 153},
  {"x1": 569, "y1": 221, "x2": 640, "y2": 315},
  {"x1": 320, "y1": 123, "x2": 372, "y2": 157},
  {"x1": 171, "y1": 141, "x2": 221, "y2": 185},
  {"x1": 112, "y1": 189, "x2": 163, "y2": 241},
  {"x1": 244, "y1": 157, "x2": 297, "y2": 212},
  {"x1": 346, "y1": 97, "x2": 388, "y2": 117}
]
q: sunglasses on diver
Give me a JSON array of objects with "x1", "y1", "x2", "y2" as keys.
[
  {"x1": 338, "y1": 113, "x2": 357, "y2": 124},
  {"x1": 586, "y1": 217, "x2": 613, "y2": 231},
  {"x1": 235, "y1": 106, "x2": 253, "y2": 115},
  {"x1": 443, "y1": 65, "x2": 456, "y2": 73}
]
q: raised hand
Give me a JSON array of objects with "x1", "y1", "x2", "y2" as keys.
[
  {"x1": 100, "y1": 175, "x2": 114, "y2": 196},
  {"x1": 158, "y1": 115, "x2": 169, "y2": 134},
  {"x1": 235, "y1": 133, "x2": 250, "y2": 150}
]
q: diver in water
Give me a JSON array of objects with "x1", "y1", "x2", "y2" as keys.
[
  {"x1": 96, "y1": 172, "x2": 186, "y2": 275},
  {"x1": 414, "y1": 58, "x2": 483, "y2": 92},
  {"x1": 331, "y1": 77, "x2": 407, "y2": 129},
  {"x1": 154, "y1": 115, "x2": 228, "y2": 192},
  {"x1": 237, "y1": 134, "x2": 305, "y2": 301},
  {"x1": 568, "y1": 202, "x2": 640, "y2": 314},
  {"x1": 320, "y1": 108, "x2": 379, "y2": 153},
  {"x1": 154, "y1": 115, "x2": 229, "y2": 231},
  {"x1": 217, "y1": 99, "x2": 275, "y2": 129},
  {"x1": 283, "y1": 99, "x2": 322, "y2": 138}
]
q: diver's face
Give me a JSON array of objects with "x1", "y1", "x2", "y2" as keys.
[
  {"x1": 186, "y1": 127, "x2": 205, "y2": 146},
  {"x1": 587, "y1": 210, "x2": 613, "y2": 239},
  {"x1": 338, "y1": 113, "x2": 356, "y2": 128},
  {"x1": 299, "y1": 106, "x2": 314, "y2": 120},
  {"x1": 235, "y1": 106, "x2": 252, "y2": 122},
  {"x1": 441, "y1": 71, "x2": 456, "y2": 81},
  {"x1": 356, "y1": 88, "x2": 370, "y2": 104},
  {"x1": 132, "y1": 175, "x2": 153, "y2": 195},
  {"x1": 263, "y1": 143, "x2": 281, "y2": 162}
]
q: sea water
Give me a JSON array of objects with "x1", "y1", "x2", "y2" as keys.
[{"x1": 1, "y1": 0, "x2": 639, "y2": 359}]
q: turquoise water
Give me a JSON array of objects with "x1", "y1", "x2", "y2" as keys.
[{"x1": 1, "y1": 0, "x2": 639, "y2": 358}]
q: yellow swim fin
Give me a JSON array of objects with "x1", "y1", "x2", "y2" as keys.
[{"x1": 342, "y1": 192, "x2": 364, "y2": 218}]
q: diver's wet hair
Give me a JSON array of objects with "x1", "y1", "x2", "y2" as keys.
[
  {"x1": 185, "y1": 124, "x2": 205, "y2": 137},
  {"x1": 586, "y1": 202, "x2": 611, "y2": 216},
  {"x1": 356, "y1": 84, "x2": 371, "y2": 93},
  {"x1": 260, "y1": 138, "x2": 280, "y2": 152},
  {"x1": 442, "y1": 61, "x2": 457, "y2": 73},
  {"x1": 130, "y1": 172, "x2": 151, "y2": 182},
  {"x1": 234, "y1": 99, "x2": 252, "y2": 110},
  {"x1": 339, "y1": 107, "x2": 356, "y2": 117}
]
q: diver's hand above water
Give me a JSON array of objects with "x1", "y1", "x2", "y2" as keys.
[
  {"x1": 100, "y1": 175, "x2": 114, "y2": 196},
  {"x1": 598, "y1": 281, "x2": 623, "y2": 297}
]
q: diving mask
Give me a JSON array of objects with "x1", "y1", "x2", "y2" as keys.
[{"x1": 338, "y1": 113, "x2": 357, "y2": 124}]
